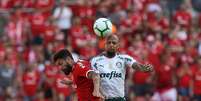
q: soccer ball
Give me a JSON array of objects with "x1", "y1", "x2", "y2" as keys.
[{"x1": 93, "y1": 18, "x2": 113, "y2": 37}]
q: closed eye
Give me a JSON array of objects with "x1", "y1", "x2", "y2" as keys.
[
  {"x1": 107, "y1": 41, "x2": 117, "y2": 45},
  {"x1": 56, "y1": 60, "x2": 63, "y2": 66}
]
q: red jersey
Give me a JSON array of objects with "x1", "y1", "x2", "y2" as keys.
[
  {"x1": 43, "y1": 25, "x2": 55, "y2": 45},
  {"x1": 173, "y1": 10, "x2": 192, "y2": 28},
  {"x1": 132, "y1": 71, "x2": 150, "y2": 84},
  {"x1": 72, "y1": 60, "x2": 99, "y2": 101},
  {"x1": 0, "y1": 0, "x2": 13, "y2": 10},
  {"x1": 22, "y1": 70, "x2": 40, "y2": 96},
  {"x1": 53, "y1": 73, "x2": 71, "y2": 96},
  {"x1": 176, "y1": 67, "x2": 192, "y2": 88},
  {"x1": 155, "y1": 64, "x2": 174, "y2": 93},
  {"x1": 192, "y1": 67, "x2": 201, "y2": 95},
  {"x1": 29, "y1": 12, "x2": 46, "y2": 37},
  {"x1": 35, "y1": 0, "x2": 54, "y2": 18},
  {"x1": 44, "y1": 65, "x2": 59, "y2": 88}
]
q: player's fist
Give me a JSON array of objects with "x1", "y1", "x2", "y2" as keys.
[
  {"x1": 92, "y1": 90, "x2": 105, "y2": 99},
  {"x1": 141, "y1": 64, "x2": 153, "y2": 72}
]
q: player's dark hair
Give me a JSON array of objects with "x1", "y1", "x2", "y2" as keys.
[{"x1": 53, "y1": 49, "x2": 73, "y2": 62}]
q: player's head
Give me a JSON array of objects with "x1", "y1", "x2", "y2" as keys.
[
  {"x1": 53, "y1": 49, "x2": 74, "y2": 75},
  {"x1": 105, "y1": 34, "x2": 120, "y2": 57}
]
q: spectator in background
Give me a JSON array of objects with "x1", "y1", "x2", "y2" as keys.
[
  {"x1": 0, "y1": 0, "x2": 200, "y2": 100},
  {"x1": 53, "y1": 0, "x2": 73, "y2": 44},
  {"x1": 69, "y1": 17, "x2": 83, "y2": 51},
  {"x1": 53, "y1": 71, "x2": 72, "y2": 101},
  {"x1": 191, "y1": 56, "x2": 201, "y2": 101},
  {"x1": 21, "y1": 62, "x2": 40, "y2": 101},
  {"x1": 96, "y1": 1, "x2": 109, "y2": 18},
  {"x1": 131, "y1": 53, "x2": 154, "y2": 101},
  {"x1": 130, "y1": 35, "x2": 159, "y2": 101},
  {"x1": 151, "y1": 48, "x2": 177, "y2": 101},
  {"x1": 29, "y1": 11, "x2": 47, "y2": 38},
  {"x1": 0, "y1": 53, "x2": 16, "y2": 99},
  {"x1": 43, "y1": 62, "x2": 60, "y2": 101},
  {"x1": 0, "y1": 0, "x2": 13, "y2": 12},
  {"x1": 109, "y1": 4, "x2": 126, "y2": 26},
  {"x1": 176, "y1": 62, "x2": 192, "y2": 101},
  {"x1": 34, "y1": 88, "x2": 47, "y2": 101},
  {"x1": 173, "y1": 3, "x2": 192, "y2": 29},
  {"x1": 78, "y1": 0, "x2": 96, "y2": 33},
  {"x1": 5, "y1": 6, "x2": 30, "y2": 45},
  {"x1": 35, "y1": 0, "x2": 54, "y2": 18}
]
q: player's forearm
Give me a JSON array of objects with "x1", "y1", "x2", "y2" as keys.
[
  {"x1": 132, "y1": 63, "x2": 144, "y2": 71},
  {"x1": 132, "y1": 63, "x2": 153, "y2": 72},
  {"x1": 92, "y1": 73, "x2": 101, "y2": 92},
  {"x1": 60, "y1": 79, "x2": 73, "y2": 85},
  {"x1": 87, "y1": 71, "x2": 101, "y2": 92}
]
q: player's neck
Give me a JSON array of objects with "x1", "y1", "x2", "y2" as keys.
[{"x1": 105, "y1": 51, "x2": 116, "y2": 58}]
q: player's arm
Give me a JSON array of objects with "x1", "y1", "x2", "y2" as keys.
[
  {"x1": 124, "y1": 55, "x2": 153, "y2": 72},
  {"x1": 132, "y1": 62, "x2": 153, "y2": 72},
  {"x1": 60, "y1": 79, "x2": 73, "y2": 85},
  {"x1": 87, "y1": 71, "x2": 104, "y2": 99}
]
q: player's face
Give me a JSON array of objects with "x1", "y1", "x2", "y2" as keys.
[
  {"x1": 55, "y1": 57, "x2": 74, "y2": 75},
  {"x1": 105, "y1": 36, "x2": 119, "y2": 53}
]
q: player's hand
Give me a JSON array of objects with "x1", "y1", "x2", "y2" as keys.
[
  {"x1": 60, "y1": 79, "x2": 73, "y2": 85},
  {"x1": 141, "y1": 64, "x2": 153, "y2": 72},
  {"x1": 92, "y1": 91, "x2": 105, "y2": 99}
]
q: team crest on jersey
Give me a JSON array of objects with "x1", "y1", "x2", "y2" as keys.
[
  {"x1": 125, "y1": 57, "x2": 132, "y2": 62},
  {"x1": 117, "y1": 56, "x2": 124, "y2": 60},
  {"x1": 116, "y1": 62, "x2": 122, "y2": 68},
  {"x1": 96, "y1": 57, "x2": 104, "y2": 62}
]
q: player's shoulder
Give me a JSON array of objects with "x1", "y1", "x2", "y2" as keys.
[
  {"x1": 116, "y1": 53, "x2": 135, "y2": 62},
  {"x1": 90, "y1": 52, "x2": 105, "y2": 62},
  {"x1": 75, "y1": 59, "x2": 89, "y2": 67},
  {"x1": 116, "y1": 53, "x2": 132, "y2": 58}
]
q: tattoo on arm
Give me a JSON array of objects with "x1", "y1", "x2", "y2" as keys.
[
  {"x1": 132, "y1": 62, "x2": 141, "y2": 70},
  {"x1": 132, "y1": 63, "x2": 153, "y2": 72}
]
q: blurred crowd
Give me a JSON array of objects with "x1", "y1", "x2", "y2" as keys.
[{"x1": 0, "y1": 0, "x2": 201, "y2": 101}]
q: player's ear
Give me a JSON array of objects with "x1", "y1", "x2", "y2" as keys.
[
  {"x1": 116, "y1": 42, "x2": 120, "y2": 48},
  {"x1": 65, "y1": 56, "x2": 74, "y2": 64}
]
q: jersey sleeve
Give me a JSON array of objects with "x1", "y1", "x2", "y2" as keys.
[
  {"x1": 124, "y1": 55, "x2": 137, "y2": 67},
  {"x1": 75, "y1": 61, "x2": 94, "y2": 78},
  {"x1": 53, "y1": 8, "x2": 59, "y2": 17},
  {"x1": 90, "y1": 58, "x2": 99, "y2": 73}
]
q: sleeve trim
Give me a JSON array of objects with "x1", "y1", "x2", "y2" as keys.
[{"x1": 86, "y1": 70, "x2": 95, "y2": 78}]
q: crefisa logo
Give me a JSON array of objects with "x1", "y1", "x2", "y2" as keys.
[{"x1": 100, "y1": 71, "x2": 122, "y2": 79}]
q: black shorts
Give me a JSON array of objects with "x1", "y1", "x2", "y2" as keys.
[
  {"x1": 105, "y1": 97, "x2": 126, "y2": 101},
  {"x1": 193, "y1": 94, "x2": 201, "y2": 101}
]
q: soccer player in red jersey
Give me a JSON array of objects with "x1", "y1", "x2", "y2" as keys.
[{"x1": 53, "y1": 49, "x2": 104, "y2": 101}]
